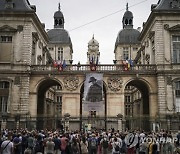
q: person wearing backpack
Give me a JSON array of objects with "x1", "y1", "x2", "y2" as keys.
[
  {"x1": 0, "y1": 133, "x2": 13, "y2": 154},
  {"x1": 100, "y1": 135, "x2": 109, "y2": 154},
  {"x1": 111, "y1": 137, "x2": 121, "y2": 154},
  {"x1": 89, "y1": 134, "x2": 97, "y2": 154},
  {"x1": 120, "y1": 136, "x2": 127, "y2": 154}
]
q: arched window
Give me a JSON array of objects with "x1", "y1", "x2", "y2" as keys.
[
  {"x1": 129, "y1": 19, "x2": 132, "y2": 25},
  {"x1": 59, "y1": 19, "x2": 63, "y2": 25},
  {"x1": 125, "y1": 19, "x2": 128, "y2": 25},
  {"x1": 55, "y1": 19, "x2": 58, "y2": 25}
]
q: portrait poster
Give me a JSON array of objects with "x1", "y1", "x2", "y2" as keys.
[{"x1": 83, "y1": 73, "x2": 103, "y2": 111}]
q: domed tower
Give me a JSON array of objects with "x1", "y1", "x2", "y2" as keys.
[
  {"x1": 122, "y1": 3, "x2": 133, "y2": 29},
  {"x1": 47, "y1": 3, "x2": 73, "y2": 64},
  {"x1": 114, "y1": 3, "x2": 141, "y2": 64},
  {"x1": 54, "y1": 3, "x2": 64, "y2": 29},
  {"x1": 87, "y1": 35, "x2": 100, "y2": 64}
]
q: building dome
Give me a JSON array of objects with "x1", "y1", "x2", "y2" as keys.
[
  {"x1": 115, "y1": 27, "x2": 140, "y2": 45},
  {"x1": 54, "y1": 10, "x2": 64, "y2": 18},
  {"x1": 47, "y1": 29, "x2": 72, "y2": 45},
  {"x1": 88, "y1": 35, "x2": 99, "y2": 46},
  {"x1": 123, "y1": 10, "x2": 133, "y2": 19}
]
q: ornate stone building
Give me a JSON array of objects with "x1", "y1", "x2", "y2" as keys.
[{"x1": 0, "y1": 0, "x2": 179, "y2": 131}]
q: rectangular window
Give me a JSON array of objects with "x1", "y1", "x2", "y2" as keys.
[
  {"x1": 0, "y1": 96, "x2": 8, "y2": 113},
  {"x1": 57, "y1": 48, "x2": 63, "y2": 61},
  {"x1": 123, "y1": 47, "x2": 129, "y2": 60},
  {"x1": 0, "y1": 81, "x2": 9, "y2": 89},
  {"x1": 57, "y1": 96, "x2": 62, "y2": 103},
  {"x1": 125, "y1": 95, "x2": 131, "y2": 103},
  {"x1": 1, "y1": 36, "x2": 12, "y2": 43},
  {"x1": 175, "y1": 81, "x2": 180, "y2": 112},
  {"x1": 172, "y1": 36, "x2": 180, "y2": 63}
]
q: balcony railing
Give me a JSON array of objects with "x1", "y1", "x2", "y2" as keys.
[{"x1": 31, "y1": 64, "x2": 157, "y2": 74}]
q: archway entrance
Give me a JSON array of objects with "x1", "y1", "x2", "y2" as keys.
[
  {"x1": 37, "y1": 78, "x2": 62, "y2": 130},
  {"x1": 124, "y1": 79, "x2": 150, "y2": 131},
  {"x1": 80, "y1": 84, "x2": 107, "y2": 131}
]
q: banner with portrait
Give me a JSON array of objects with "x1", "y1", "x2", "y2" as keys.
[{"x1": 83, "y1": 73, "x2": 103, "y2": 111}]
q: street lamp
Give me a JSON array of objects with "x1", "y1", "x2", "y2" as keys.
[
  {"x1": 15, "y1": 113, "x2": 21, "y2": 129},
  {"x1": 64, "y1": 113, "x2": 70, "y2": 132},
  {"x1": 1, "y1": 112, "x2": 9, "y2": 130},
  {"x1": 117, "y1": 113, "x2": 123, "y2": 132}
]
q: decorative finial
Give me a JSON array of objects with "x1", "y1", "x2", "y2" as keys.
[
  {"x1": 126, "y1": 3, "x2": 129, "y2": 11},
  {"x1": 58, "y1": 2, "x2": 61, "y2": 11},
  {"x1": 92, "y1": 34, "x2": 94, "y2": 39}
]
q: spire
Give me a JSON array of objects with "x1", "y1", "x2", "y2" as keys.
[
  {"x1": 58, "y1": 2, "x2": 61, "y2": 11},
  {"x1": 122, "y1": 3, "x2": 133, "y2": 29},
  {"x1": 54, "y1": 2, "x2": 64, "y2": 28},
  {"x1": 126, "y1": 3, "x2": 129, "y2": 11}
]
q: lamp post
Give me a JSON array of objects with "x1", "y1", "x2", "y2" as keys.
[
  {"x1": 1, "y1": 112, "x2": 9, "y2": 130},
  {"x1": 117, "y1": 113, "x2": 123, "y2": 132},
  {"x1": 64, "y1": 113, "x2": 70, "y2": 132},
  {"x1": 15, "y1": 114, "x2": 21, "y2": 129}
]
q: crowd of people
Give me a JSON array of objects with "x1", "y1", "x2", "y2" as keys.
[{"x1": 0, "y1": 128, "x2": 180, "y2": 154}]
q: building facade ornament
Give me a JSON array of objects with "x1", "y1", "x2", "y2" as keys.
[
  {"x1": 167, "y1": 76, "x2": 172, "y2": 85},
  {"x1": 170, "y1": 0, "x2": 180, "y2": 8},
  {"x1": 164, "y1": 24, "x2": 169, "y2": 30},
  {"x1": 107, "y1": 77, "x2": 123, "y2": 92},
  {"x1": 63, "y1": 76, "x2": 79, "y2": 91}
]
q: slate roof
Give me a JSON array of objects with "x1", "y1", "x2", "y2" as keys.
[
  {"x1": 123, "y1": 10, "x2": 133, "y2": 18},
  {"x1": 0, "y1": 0, "x2": 35, "y2": 12},
  {"x1": 152, "y1": 0, "x2": 180, "y2": 11},
  {"x1": 54, "y1": 10, "x2": 64, "y2": 18},
  {"x1": 47, "y1": 28, "x2": 72, "y2": 45},
  {"x1": 115, "y1": 28, "x2": 140, "y2": 45}
]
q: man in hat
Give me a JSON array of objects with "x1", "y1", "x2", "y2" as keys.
[{"x1": 86, "y1": 76, "x2": 103, "y2": 102}]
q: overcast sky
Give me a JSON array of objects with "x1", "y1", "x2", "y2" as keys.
[{"x1": 29, "y1": 0, "x2": 158, "y2": 64}]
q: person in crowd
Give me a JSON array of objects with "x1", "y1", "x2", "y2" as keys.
[
  {"x1": 100, "y1": 135, "x2": 109, "y2": 154},
  {"x1": 13, "y1": 134, "x2": 22, "y2": 154},
  {"x1": 88, "y1": 133, "x2": 98, "y2": 154},
  {"x1": 111, "y1": 137, "x2": 121, "y2": 154},
  {"x1": 80, "y1": 135, "x2": 88, "y2": 154},
  {"x1": 53, "y1": 134, "x2": 61, "y2": 154},
  {"x1": 46, "y1": 137, "x2": 55, "y2": 154},
  {"x1": 60, "y1": 133, "x2": 68, "y2": 154},
  {"x1": 1, "y1": 133, "x2": 14, "y2": 154},
  {"x1": 71, "y1": 137, "x2": 80, "y2": 154}
]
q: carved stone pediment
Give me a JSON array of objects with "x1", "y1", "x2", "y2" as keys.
[
  {"x1": 168, "y1": 24, "x2": 180, "y2": 31},
  {"x1": 0, "y1": 25, "x2": 17, "y2": 32}
]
